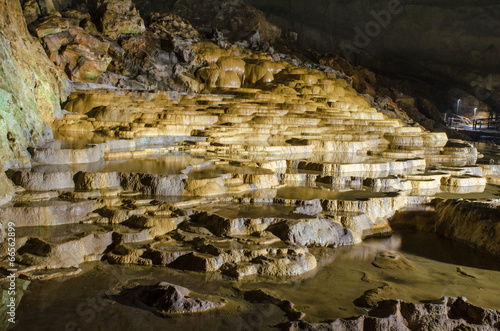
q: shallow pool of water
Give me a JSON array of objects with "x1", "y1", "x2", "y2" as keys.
[{"x1": 11, "y1": 230, "x2": 500, "y2": 330}]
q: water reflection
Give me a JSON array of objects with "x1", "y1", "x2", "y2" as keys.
[
  {"x1": 30, "y1": 154, "x2": 206, "y2": 175},
  {"x1": 327, "y1": 234, "x2": 403, "y2": 263}
]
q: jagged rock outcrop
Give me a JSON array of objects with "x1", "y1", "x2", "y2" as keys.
[{"x1": 285, "y1": 297, "x2": 500, "y2": 330}]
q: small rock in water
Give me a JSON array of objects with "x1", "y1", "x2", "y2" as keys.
[{"x1": 114, "y1": 282, "x2": 226, "y2": 315}]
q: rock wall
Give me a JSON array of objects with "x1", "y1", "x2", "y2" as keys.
[
  {"x1": 390, "y1": 198, "x2": 500, "y2": 259},
  {"x1": 244, "y1": 0, "x2": 500, "y2": 110},
  {"x1": 0, "y1": 0, "x2": 69, "y2": 168}
]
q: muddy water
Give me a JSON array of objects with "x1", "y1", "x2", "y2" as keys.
[{"x1": 12, "y1": 231, "x2": 500, "y2": 331}]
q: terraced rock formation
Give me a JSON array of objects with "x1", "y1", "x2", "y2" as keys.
[
  {"x1": 1, "y1": 1, "x2": 500, "y2": 329},
  {"x1": 1, "y1": 41, "x2": 495, "y2": 282}
]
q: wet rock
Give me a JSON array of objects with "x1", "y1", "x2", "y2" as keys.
[
  {"x1": 120, "y1": 173, "x2": 186, "y2": 196},
  {"x1": 0, "y1": 0, "x2": 68, "y2": 167},
  {"x1": 32, "y1": 8, "x2": 111, "y2": 82},
  {"x1": 33, "y1": 15, "x2": 70, "y2": 38},
  {"x1": 74, "y1": 171, "x2": 121, "y2": 190},
  {"x1": 99, "y1": 205, "x2": 149, "y2": 224},
  {"x1": 170, "y1": 252, "x2": 225, "y2": 272},
  {"x1": 121, "y1": 214, "x2": 183, "y2": 239},
  {"x1": 82, "y1": 18, "x2": 100, "y2": 36},
  {"x1": 243, "y1": 289, "x2": 305, "y2": 320},
  {"x1": 244, "y1": 30, "x2": 260, "y2": 47},
  {"x1": 142, "y1": 239, "x2": 193, "y2": 266},
  {"x1": 107, "y1": 243, "x2": 152, "y2": 265},
  {"x1": 252, "y1": 251, "x2": 317, "y2": 277},
  {"x1": 19, "y1": 266, "x2": 81, "y2": 280},
  {"x1": 433, "y1": 199, "x2": 500, "y2": 259},
  {"x1": 99, "y1": 0, "x2": 145, "y2": 39},
  {"x1": 194, "y1": 212, "x2": 274, "y2": 236},
  {"x1": 392, "y1": 199, "x2": 500, "y2": 259},
  {"x1": 353, "y1": 284, "x2": 393, "y2": 308},
  {"x1": 268, "y1": 218, "x2": 354, "y2": 248},
  {"x1": 11, "y1": 191, "x2": 58, "y2": 203},
  {"x1": 0, "y1": 200, "x2": 96, "y2": 227},
  {"x1": 291, "y1": 199, "x2": 323, "y2": 216},
  {"x1": 0, "y1": 172, "x2": 15, "y2": 206},
  {"x1": 0, "y1": 278, "x2": 30, "y2": 327},
  {"x1": 285, "y1": 318, "x2": 364, "y2": 331},
  {"x1": 372, "y1": 251, "x2": 414, "y2": 270},
  {"x1": 7, "y1": 170, "x2": 74, "y2": 191},
  {"x1": 184, "y1": 177, "x2": 227, "y2": 196},
  {"x1": 123, "y1": 282, "x2": 225, "y2": 315},
  {"x1": 17, "y1": 230, "x2": 112, "y2": 268},
  {"x1": 29, "y1": 144, "x2": 105, "y2": 165},
  {"x1": 286, "y1": 297, "x2": 500, "y2": 330}
]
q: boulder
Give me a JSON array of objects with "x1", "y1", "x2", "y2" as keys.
[
  {"x1": 138, "y1": 282, "x2": 225, "y2": 314},
  {"x1": 33, "y1": 15, "x2": 70, "y2": 38},
  {"x1": 120, "y1": 173, "x2": 186, "y2": 196},
  {"x1": 61, "y1": 43, "x2": 112, "y2": 82},
  {"x1": 372, "y1": 251, "x2": 414, "y2": 270},
  {"x1": 243, "y1": 289, "x2": 305, "y2": 320},
  {"x1": 99, "y1": 0, "x2": 145, "y2": 39},
  {"x1": 268, "y1": 218, "x2": 354, "y2": 247}
]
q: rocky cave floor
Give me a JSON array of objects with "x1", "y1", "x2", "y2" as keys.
[{"x1": 1, "y1": 0, "x2": 500, "y2": 330}]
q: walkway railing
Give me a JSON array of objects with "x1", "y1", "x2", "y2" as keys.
[
  {"x1": 472, "y1": 118, "x2": 500, "y2": 130},
  {"x1": 446, "y1": 115, "x2": 472, "y2": 129}
]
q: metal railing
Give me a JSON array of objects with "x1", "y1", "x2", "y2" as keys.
[
  {"x1": 446, "y1": 114, "x2": 472, "y2": 129},
  {"x1": 472, "y1": 118, "x2": 500, "y2": 130}
]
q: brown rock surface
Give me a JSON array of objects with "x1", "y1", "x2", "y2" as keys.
[
  {"x1": 99, "y1": 0, "x2": 145, "y2": 39},
  {"x1": 0, "y1": 0, "x2": 68, "y2": 167}
]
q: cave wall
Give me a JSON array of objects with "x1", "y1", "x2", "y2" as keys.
[
  {"x1": 244, "y1": 0, "x2": 500, "y2": 109},
  {"x1": 0, "y1": 0, "x2": 69, "y2": 168}
]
